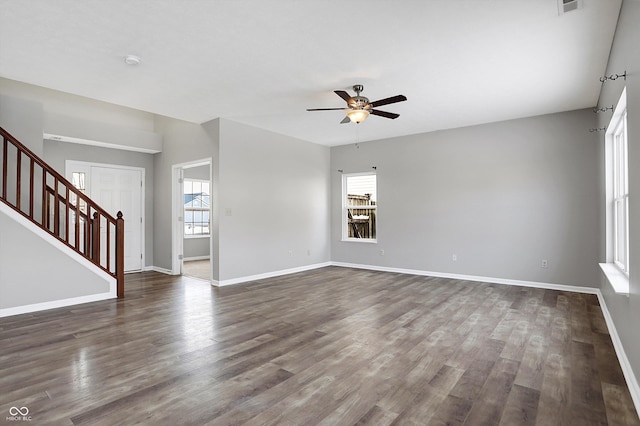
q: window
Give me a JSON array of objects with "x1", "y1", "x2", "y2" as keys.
[
  {"x1": 71, "y1": 172, "x2": 87, "y2": 213},
  {"x1": 184, "y1": 179, "x2": 210, "y2": 237},
  {"x1": 601, "y1": 88, "x2": 629, "y2": 294},
  {"x1": 342, "y1": 173, "x2": 377, "y2": 241},
  {"x1": 612, "y1": 108, "x2": 629, "y2": 273}
]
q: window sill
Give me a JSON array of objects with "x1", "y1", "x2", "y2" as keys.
[
  {"x1": 599, "y1": 263, "x2": 629, "y2": 295},
  {"x1": 341, "y1": 238, "x2": 377, "y2": 244},
  {"x1": 184, "y1": 234, "x2": 211, "y2": 239}
]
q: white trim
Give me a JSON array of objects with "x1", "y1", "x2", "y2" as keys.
[
  {"x1": 342, "y1": 172, "x2": 377, "y2": 241},
  {"x1": 599, "y1": 263, "x2": 630, "y2": 295},
  {"x1": 341, "y1": 238, "x2": 378, "y2": 244},
  {"x1": 147, "y1": 266, "x2": 174, "y2": 275},
  {"x1": 44, "y1": 133, "x2": 162, "y2": 154},
  {"x1": 0, "y1": 291, "x2": 115, "y2": 318},
  {"x1": 171, "y1": 158, "x2": 213, "y2": 279},
  {"x1": 214, "y1": 262, "x2": 332, "y2": 287},
  {"x1": 171, "y1": 165, "x2": 184, "y2": 275}
]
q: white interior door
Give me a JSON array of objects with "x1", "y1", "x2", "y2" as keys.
[{"x1": 90, "y1": 166, "x2": 143, "y2": 272}]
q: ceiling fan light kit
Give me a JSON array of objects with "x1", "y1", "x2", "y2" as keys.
[
  {"x1": 346, "y1": 108, "x2": 370, "y2": 123},
  {"x1": 307, "y1": 84, "x2": 406, "y2": 124}
]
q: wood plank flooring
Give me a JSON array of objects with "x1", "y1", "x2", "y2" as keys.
[{"x1": 1, "y1": 267, "x2": 638, "y2": 425}]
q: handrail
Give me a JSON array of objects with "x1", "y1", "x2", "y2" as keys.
[{"x1": 0, "y1": 127, "x2": 124, "y2": 297}]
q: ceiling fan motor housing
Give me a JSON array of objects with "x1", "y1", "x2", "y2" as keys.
[{"x1": 349, "y1": 96, "x2": 371, "y2": 110}]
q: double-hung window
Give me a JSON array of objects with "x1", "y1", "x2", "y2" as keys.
[
  {"x1": 612, "y1": 108, "x2": 629, "y2": 273},
  {"x1": 184, "y1": 179, "x2": 210, "y2": 237},
  {"x1": 601, "y1": 88, "x2": 630, "y2": 294},
  {"x1": 342, "y1": 173, "x2": 377, "y2": 242}
]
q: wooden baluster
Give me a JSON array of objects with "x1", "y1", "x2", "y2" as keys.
[
  {"x1": 54, "y1": 178, "x2": 59, "y2": 237},
  {"x1": 116, "y1": 211, "x2": 124, "y2": 298},
  {"x1": 92, "y1": 211, "x2": 100, "y2": 264},
  {"x1": 42, "y1": 170, "x2": 48, "y2": 230},
  {"x1": 75, "y1": 192, "x2": 81, "y2": 250},
  {"x1": 16, "y1": 150, "x2": 21, "y2": 210},
  {"x1": 106, "y1": 219, "x2": 111, "y2": 272},
  {"x1": 2, "y1": 136, "x2": 7, "y2": 199},
  {"x1": 65, "y1": 185, "x2": 70, "y2": 244},
  {"x1": 84, "y1": 209, "x2": 91, "y2": 256},
  {"x1": 29, "y1": 158, "x2": 34, "y2": 219}
]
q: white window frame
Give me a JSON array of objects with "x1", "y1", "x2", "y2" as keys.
[
  {"x1": 600, "y1": 88, "x2": 630, "y2": 294},
  {"x1": 342, "y1": 172, "x2": 377, "y2": 243},
  {"x1": 183, "y1": 178, "x2": 210, "y2": 239}
]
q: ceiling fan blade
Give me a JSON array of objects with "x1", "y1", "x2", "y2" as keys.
[
  {"x1": 369, "y1": 95, "x2": 407, "y2": 108},
  {"x1": 306, "y1": 107, "x2": 348, "y2": 111},
  {"x1": 340, "y1": 116, "x2": 351, "y2": 124},
  {"x1": 370, "y1": 109, "x2": 400, "y2": 119},
  {"x1": 334, "y1": 90, "x2": 353, "y2": 103}
]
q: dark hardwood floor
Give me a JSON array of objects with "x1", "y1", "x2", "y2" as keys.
[{"x1": 1, "y1": 267, "x2": 638, "y2": 425}]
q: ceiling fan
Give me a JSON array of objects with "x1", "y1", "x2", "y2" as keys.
[{"x1": 307, "y1": 85, "x2": 407, "y2": 124}]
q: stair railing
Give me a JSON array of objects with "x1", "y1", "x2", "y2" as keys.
[{"x1": 0, "y1": 127, "x2": 124, "y2": 297}]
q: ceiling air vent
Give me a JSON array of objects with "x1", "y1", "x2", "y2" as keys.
[{"x1": 558, "y1": 0, "x2": 581, "y2": 14}]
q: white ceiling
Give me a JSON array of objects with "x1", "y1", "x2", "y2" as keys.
[{"x1": 0, "y1": 0, "x2": 622, "y2": 146}]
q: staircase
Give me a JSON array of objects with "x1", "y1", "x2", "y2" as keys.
[{"x1": 0, "y1": 127, "x2": 124, "y2": 297}]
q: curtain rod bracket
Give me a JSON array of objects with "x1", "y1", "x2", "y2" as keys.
[
  {"x1": 599, "y1": 71, "x2": 627, "y2": 82},
  {"x1": 593, "y1": 105, "x2": 614, "y2": 113}
]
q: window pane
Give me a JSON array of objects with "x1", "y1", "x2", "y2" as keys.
[
  {"x1": 347, "y1": 175, "x2": 376, "y2": 207},
  {"x1": 183, "y1": 178, "x2": 211, "y2": 236},
  {"x1": 344, "y1": 174, "x2": 377, "y2": 240}
]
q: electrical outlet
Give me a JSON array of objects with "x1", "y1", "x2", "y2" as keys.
[
  {"x1": 452, "y1": 254, "x2": 457, "y2": 262},
  {"x1": 307, "y1": 249, "x2": 311, "y2": 256},
  {"x1": 541, "y1": 259, "x2": 548, "y2": 269},
  {"x1": 379, "y1": 249, "x2": 385, "y2": 256},
  {"x1": 288, "y1": 250, "x2": 293, "y2": 257}
]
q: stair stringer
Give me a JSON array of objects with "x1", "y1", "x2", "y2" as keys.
[{"x1": 0, "y1": 201, "x2": 116, "y2": 318}]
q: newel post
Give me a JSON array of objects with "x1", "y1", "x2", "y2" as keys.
[{"x1": 116, "y1": 211, "x2": 125, "y2": 298}]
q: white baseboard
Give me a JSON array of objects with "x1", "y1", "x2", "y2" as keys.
[
  {"x1": 214, "y1": 262, "x2": 332, "y2": 287},
  {"x1": 145, "y1": 266, "x2": 174, "y2": 275},
  {"x1": 0, "y1": 291, "x2": 116, "y2": 318}
]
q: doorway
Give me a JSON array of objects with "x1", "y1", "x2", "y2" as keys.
[
  {"x1": 66, "y1": 161, "x2": 144, "y2": 272},
  {"x1": 172, "y1": 159, "x2": 213, "y2": 281}
]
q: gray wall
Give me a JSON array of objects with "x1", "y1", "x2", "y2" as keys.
[
  {"x1": 184, "y1": 238, "x2": 210, "y2": 259},
  {"x1": 0, "y1": 207, "x2": 111, "y2": 310},
  {"x1": 218, "y1": 119, "x2": 331, "y2": 281},
  {"x1": 0, "y1": 93, "x2": 44, "y2": 156},
  {"x1": 596, "y1": 0, "x2": 640, "y2": 390},
  {"x1": 331, "y1": 109, "x2": 600, "y2": 288},
  {"x1": 152, "y1": 117, "x2": 331, "y2": 282}
]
